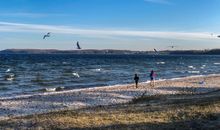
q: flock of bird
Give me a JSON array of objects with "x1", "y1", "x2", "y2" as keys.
[
  {"x1": 3, "y1": 32, "x2": 82, "y2": 81},
  {"x1": 43, "y1": 32, "x2": 82, "y2": 50},
  {"x1": 42, "y1": 32, "x2": 220, "y2": 52},
  {"x1": 153, "y1": 33, "x2": 220, "y2": 53},
  {"x1": 42, "y1": 34, "x2": 179, "y2": 54},
  {"x1": 2, "y1": 32, "x2": 220, "y2": 81}
]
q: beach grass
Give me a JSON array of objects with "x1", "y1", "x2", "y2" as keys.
[{"x1": 0, "y1": 90, "x2": 219, "y2": 130}]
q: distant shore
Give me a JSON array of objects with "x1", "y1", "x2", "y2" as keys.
[
  {"x1": 1, "y1": 74, "x2": 220, "y2": 121},
  {"x1": 1, "y1": 48, "x2": 220, "y2": 55}
]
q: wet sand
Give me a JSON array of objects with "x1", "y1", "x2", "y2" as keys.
[{"x1": 0, "y1": 74, "x2": 220, "y2": 120}]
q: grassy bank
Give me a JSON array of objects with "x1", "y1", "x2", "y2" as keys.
[{"x1": 0, "y1": 90, "x2": 220, "y2": 130}]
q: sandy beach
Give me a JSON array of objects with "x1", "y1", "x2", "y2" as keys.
[{"x1": 1, "y1": 74, "x2": 220, "y2": 121}]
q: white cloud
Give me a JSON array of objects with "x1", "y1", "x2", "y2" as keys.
[
  {"x1": 0, "y1": 21, "x2": 216, "y2": 40},
  {"x1": 0, "y1": 13, "x2": 70, "y2": 18}
]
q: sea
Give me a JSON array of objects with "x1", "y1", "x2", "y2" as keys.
[{"x1": 0, "y1": 54, "x2": 220, "y2": 98}]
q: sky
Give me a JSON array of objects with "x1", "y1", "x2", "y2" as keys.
[{"x1": 0, "y1": 0, "x2": 220, "y2": 51}]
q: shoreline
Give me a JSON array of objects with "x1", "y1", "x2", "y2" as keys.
[
  {"x1": 1, "y1": 73, "x2": 219, "y2": 100},
  {"x1": 1, "y1": 74, "x2": 220, "y2": 120}
]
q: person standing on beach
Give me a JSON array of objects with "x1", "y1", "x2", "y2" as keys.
[
  {"x1": 150, "y1": 70, "x2": 156, "y2": 87},
  {"x1": 134, "y1": 74, "x2": 139, "y2": 88}
]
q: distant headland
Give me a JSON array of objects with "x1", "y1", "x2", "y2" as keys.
[{"x1": 1, "y1": 49, "x2": 220, "y2": 55}]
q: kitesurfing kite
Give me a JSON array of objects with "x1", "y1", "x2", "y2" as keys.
[
  {"x1": 76, "y1": 41, "x2": 81, "y2": 49},
  {"x1": 43, "y1": 32, "x2": 51, "y2": 39}
]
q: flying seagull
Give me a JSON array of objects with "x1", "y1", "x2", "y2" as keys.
[
  {"x1": 43, "y1": 32, "x2": 51, "y2": 39},
  {"x1": 76, "y1": 41, "x2": 81, "y2": 49}
]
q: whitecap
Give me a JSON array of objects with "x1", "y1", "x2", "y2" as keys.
[
  {"x1": 5, "y1": 73, "x2": 15, "y2": 81},
  {"x1": 188, "y1": 66, "x2": 193, "y2": 68},
  {"x1": 5, "y1": 69, "x2": 11, "y2": 72},
  {"x1": 188, "y1": 71, "x2": 200, "y2": 74},
  {"x1": 72, "y1": 72, "x2": 80, "y2": 78},
  {"x1": 214, "y1": 63, "x2": 220, "y2": 65},
  {"x1": 200, "y1": 65, "x2": 206, "y2": 69},
  {"x1": 45, "y1": 88, "x2": 56, "y2": 92},
  {"x1": 188, "y1": 66, "x2": 195, "y2": 69},
  {"x1": 156, "y1": 62, "x2": 165, "y2": 65},
  {"x1": 6, "y1": 77, "x2": 14, "y2": 81},
  {"x1": 92, "y1": 68, "x2": 102, "y2": 72},
  {"x1": 62, "y1": 62, "x2": 68, "y2": 65},
  {"x1": 55, "y1": 86, "x2": 65, "y2": 91}
]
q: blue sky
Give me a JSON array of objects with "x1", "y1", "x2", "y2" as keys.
[{"x1": 0, "y1": 0, "x2": 220, "y2": 50}]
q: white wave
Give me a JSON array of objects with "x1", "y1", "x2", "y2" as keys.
[
  {"x1": 5, "y1": 73, "x2": 15, "y2": 81},
  {"x1": 144, "y1": 81, "x2": 151, "y2": 84},
  {"x1": 169, "y1": 74, "x2": 220, "y2": 81},
  {"x1": 92, "y1": 68, "x2": 102, "y2": 72},
  {"x1": 156, "y1": 62, "x2": 165, "y2": 65},
  {"x1": 6, "y1": 77, "x2": 14, "y2": 81},
  {"x1": 214, "y1": 63, "x2": 220, "y2": 65},
  {"x1": 5, "y1": 69, "x2": 11, "y2": 72},
  {"x1": 188, "y1": 71, "x2": 200, "y2": 74},
  {"x1": 1, "y1": 73, "x2": 220, "y2": 101},
  {"x1": 200, "y1": 65, "x2": 206, "y2": 69},
  {"x1": 72, "y1": 72, "x2": 80, "y2": 78},
  {"x1": 188, "y1": 66, "x2": 195, "y2": 69},
  {"x1": 45, "y1": 87, "x2": 65, "y2": 92},
  {"x1": 62, "y1": 62, "x2": 68, "y2": 64},
  {"x1": 55, "y1": 86, "x2": 65, "y2": 91},
  {"x1": 45, "y1": 88, "x2": 56, "y2": 92},
  {"x1": 169, "y1": 75, "x2": 205, "y2": 81},
  {"x1": 155, "y1": 79, "x2": 166, "y2": 82}
]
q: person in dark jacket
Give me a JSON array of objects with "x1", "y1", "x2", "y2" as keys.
[
  {"x1": 150, "y1": 70, "x2": 156, "y2": 87},
  {"x1": 134, "y1": 74, "x2": 139, "y2": 88}
]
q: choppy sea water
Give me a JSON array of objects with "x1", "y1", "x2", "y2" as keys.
[{"x1": 0, "y1": 54, "x2": 220, "y2": 97}]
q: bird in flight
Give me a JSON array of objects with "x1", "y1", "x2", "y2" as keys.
[
  {"x1": 76, "y1": 41, "x2": 81, "y2": 49},
  {"x1": 43, "y1": 32, "x2": 51, "y2": 39}
]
